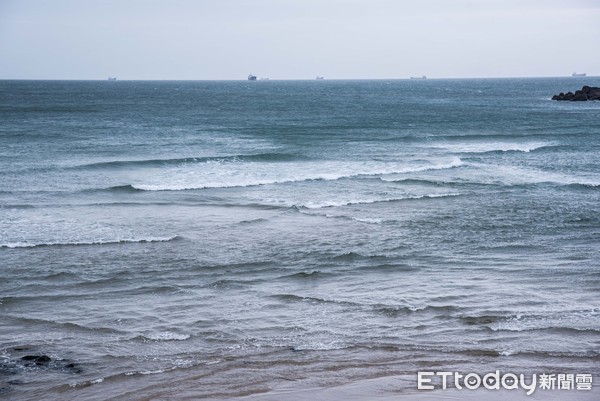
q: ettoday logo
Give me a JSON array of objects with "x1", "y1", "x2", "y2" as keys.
[{"x1": 417, "y1": 371, "x2": 593, "y2": 396}]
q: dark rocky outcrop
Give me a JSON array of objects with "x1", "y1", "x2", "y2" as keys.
[{"x1": 552, "y1": 85, "x2": 600, "y2": 101}]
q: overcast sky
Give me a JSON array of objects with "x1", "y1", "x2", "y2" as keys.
[{"x1": 1, "y1": 0, "x2": 598, "y2": 80}]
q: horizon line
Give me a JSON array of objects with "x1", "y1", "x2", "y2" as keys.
[{"x1": 0, "y1": 75, "x2": 597, "y2": 82}]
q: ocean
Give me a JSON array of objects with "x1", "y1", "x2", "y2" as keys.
[{"x1": 1, "y1": 78, "x2": 599, "y2": 400}]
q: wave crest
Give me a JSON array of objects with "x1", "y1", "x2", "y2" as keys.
[
  {"x1": 73, "y1": 153, "x2": 302, "y2": 170},
  {"x1": 429, "y1": 142, "x2": 555, "y2": 154},
  {"x1": 300, "y1": 193, "x2": 461, "y2": 209},
  {"x1": 119, "y1": 158, "x2": 465, "y2": 191},
  {"x1": 1, "y1": 236, "x2": 181, "y2": 249}
]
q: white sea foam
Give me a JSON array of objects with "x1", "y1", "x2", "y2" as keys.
[
  {"x1": 0, "y1": 236, "x2": 179, "y2": 249},
  {"x1": 488, "y1": 309, "x2": 600, "y2": 332},
  {"x1": 350, "y1": 217, "x2": 385, "y2": 224},
  {"x1": 69, "y1": 378, "x2": 104, "y2": 388},
  {"x1": 428, "y1": 141, "x2": 554, "y2": 154},
  {"x1": 130, "y1": 158, "x2": 464, "y2": 191},
  {"x1": 125, "y1": 367, "x2": 177, "y2": 376},
  {"x1": 468, "y1": 164, "x2": 600, "y2": 187},
  {"x1": 145, "y1": 331, "x2": 190, "y2": 341},
  {"x1": 301, "y1": 193, "x2": 460, "y2": 209}
]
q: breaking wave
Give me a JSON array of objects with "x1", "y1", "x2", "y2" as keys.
[
  {"x1": 72, "y1": 153, "x2": 303, "y2": 170},
  {"x1": 300, "y1": 193, "x2": 461, "y2": 209},
  {"x1": 1, "y1": 236, "x2": 181, "y2": 249},
  {"x1": 428, "y1": 141, "x2": 556, "y2": 154},
  {"x1": 125, "y1": 158, "x2": 465, "y2": 191}
]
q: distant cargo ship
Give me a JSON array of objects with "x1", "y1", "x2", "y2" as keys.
[
  {"x1": 572, "y1": 72, "x2": 586, "y2": 77},
  {"x1": 316, "y1": 76, "x2": 324, "y2": 80},
  {"x1": 410, "y1": 75, "x2": 427, "y2": 80},
  {"x1": 107, "y1": 77, "x2": 117, "y2": 81},
  {"x1": 247, "y1": 74, "x2": 257, "y2": 81}
]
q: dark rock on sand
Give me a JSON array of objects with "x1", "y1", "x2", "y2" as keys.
[
  {"x1": 3, "y1": 347, "x2": 83, "y2": 375},
  {"x1": 21, "y1": 355, "x2": 52, "y2": 365},
  {"x1": 553, "y1": 85, "x2": 600, "y2": 101},
  {"x1": 64, "y1": 362, "x2": 83, "y2": 373}
]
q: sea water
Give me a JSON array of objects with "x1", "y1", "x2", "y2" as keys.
[{"x1": 1, "y1": 78, "x2": 599, "y2": 400}]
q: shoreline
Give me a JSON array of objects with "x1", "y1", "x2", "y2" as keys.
[{"x1": 229, "y1": 375, "x2": 598, "y2": 401}]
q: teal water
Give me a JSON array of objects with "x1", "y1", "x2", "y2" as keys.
[{"x1": 1, "y1": 78, "x2": 599, "y2": 400}]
